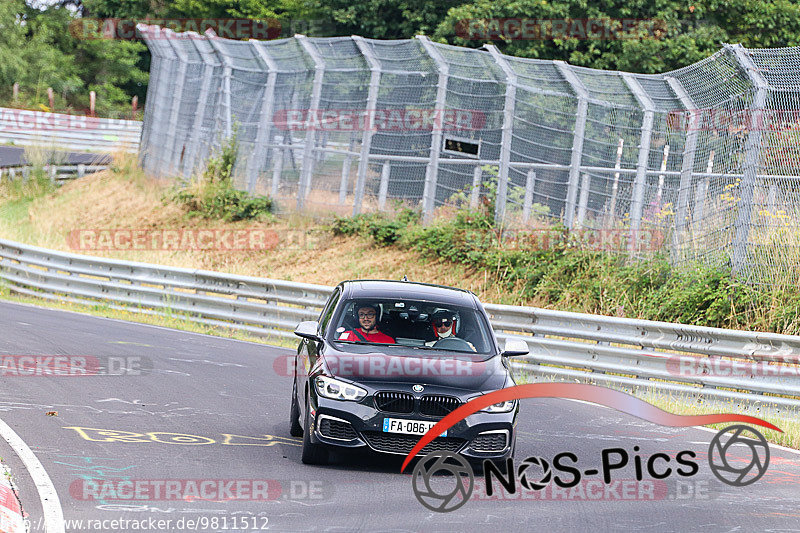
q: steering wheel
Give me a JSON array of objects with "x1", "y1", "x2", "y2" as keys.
[{"x1": 432, "y1": 337, "x2": 473, "y2": 351}]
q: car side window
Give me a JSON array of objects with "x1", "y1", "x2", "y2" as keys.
[{"x1": 318, "y1": 288, "x2": 341, "y2": 336}]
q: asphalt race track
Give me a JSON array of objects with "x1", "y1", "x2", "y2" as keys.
[
  {"x1": 0, "y1": 146, "x2": 110, "y2": 167},
  {"x1": 1, "y1": 300, "x2": 799, "y2": 532}
]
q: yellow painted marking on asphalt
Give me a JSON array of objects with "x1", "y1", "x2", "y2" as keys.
[{"x1": 64, "y1": 426, "x2": 301, "y2": 447}]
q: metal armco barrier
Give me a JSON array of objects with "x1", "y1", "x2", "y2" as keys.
[
  {"x1": 1, "y1": 237, "x2": 799, "y2": 407},
  {"x1": 0, "y1": 164, "x2": 109, "y2": 183},
  {"x1": 0, "y1": 107, "x2": 141, "y2": 153}
]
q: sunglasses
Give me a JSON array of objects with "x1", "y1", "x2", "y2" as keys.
[
  {"x1": 358, "y1": 312, "x2": 377, "y2": 319},
  {"x1": 434, "y1": 319, "x2": 452, "y2": 327}
]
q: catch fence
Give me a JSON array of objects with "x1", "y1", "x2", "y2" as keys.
[{"x1": 137, "y1": 25, "x2": 800, "y2": 284}]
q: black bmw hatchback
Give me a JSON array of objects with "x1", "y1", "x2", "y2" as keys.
[{"x1": 290, "y1": 279, "x2": 528, "y2": 466}]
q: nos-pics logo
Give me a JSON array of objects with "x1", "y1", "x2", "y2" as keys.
[{"x1": 411, "y1": 425, "x2": 770, "y2": 512}]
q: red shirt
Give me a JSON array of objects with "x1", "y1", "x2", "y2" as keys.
[{"x1": 339, "y1": 329, "x2": 395, "y2": 344}]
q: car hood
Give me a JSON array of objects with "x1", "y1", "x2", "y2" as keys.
[{"x1": 321, "y1": 349, "x2": 508, "y2": 391}]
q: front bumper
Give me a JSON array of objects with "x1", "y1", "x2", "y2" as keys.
[{"x1": 310, "y1": 396, "x2": 516, "y2": 460}]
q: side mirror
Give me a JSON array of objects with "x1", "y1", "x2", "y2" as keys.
[
  {"x1": 502, "y1": 338, "x2": 529, "y2": 357},
  {"x1": 294, "y1": 321, "x2": 321, "y2": 341}
]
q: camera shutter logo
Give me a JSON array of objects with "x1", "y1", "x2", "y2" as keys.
[
  {"x1": 708, "y1": 425, "x2": 770, "y2": 487},
  {"x1": 517, "y1": 456, "x2": 552, "y2": 491},
  {"x1": 411, "y1": 451, "x2": 474, "y2": 512}
]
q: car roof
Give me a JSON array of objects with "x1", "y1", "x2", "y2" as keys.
[{"x1": 339, "y1": 279, "x2": 478, "y2": 307}]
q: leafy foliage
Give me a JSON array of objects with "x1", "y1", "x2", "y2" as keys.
[
  {"x1": 329, "y1": 198, "x2": 800, "y2": 333},
  {"x1": 172, "y1": 134, "x2": 275, "y2": 221}
]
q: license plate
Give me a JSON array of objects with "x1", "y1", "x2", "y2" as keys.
[{"x1": 382, "y1": 418, "x2": 446, "y2": 437}]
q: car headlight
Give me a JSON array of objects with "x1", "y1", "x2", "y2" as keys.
[
  {"x1": 480, "y1": 400, "x2": 516, "y2": 413},
  {"x1": 315, "y1": 375, "x2": 367, "y2": 401}
]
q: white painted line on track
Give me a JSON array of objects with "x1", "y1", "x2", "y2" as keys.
[{"x1": 0, "y1": 417, "x2": 64, "y2": 533}]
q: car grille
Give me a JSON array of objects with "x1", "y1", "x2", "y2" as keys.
[
  {"x1": 470, "y1": 432, "x2": 508, "y2": 452},
  {"x1": 318, "y1": 417, "x2": 357, "y2": 441},
  {"x1": 362, "y1": 432, "x2": 465, "y2": 455},
  {"x1": 419, "y1": 395, "x2": 462, "y2": 417},
  {"x1": 374, "y1": 392, "x2": 414, "y2": 414}
]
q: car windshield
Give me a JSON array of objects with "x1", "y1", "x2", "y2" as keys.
[{"x1": 328, "y1": 298, "x2": 495, "y2": 355}]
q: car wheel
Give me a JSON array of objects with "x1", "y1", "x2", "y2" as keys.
[
  {"x1": 289, "y1": 379, "x2": 303, "y2": 437},
  {"x1": 301, "y1": 395, "x2": 329, "y2": 465}
]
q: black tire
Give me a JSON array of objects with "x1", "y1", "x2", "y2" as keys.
[
  {"x1": 301, "y1": 396, "x2": 329, "y2": 465},
  {"x1": 289, "y1": 380, "x2": 303, "y2": 437}
]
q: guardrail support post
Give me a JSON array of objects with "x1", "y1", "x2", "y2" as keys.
[
  {"x1": 485, "y1": 45, "x2": 518, "y2": 225},
  {"x1": 296, "y1": 35, "x2": 325, "y2": 209},
  {"x1": 728, "y1": 44, "x2": 769, "y2": 276},
  {"x1": 352, "y1": 36, "x2": 382, "y2": 215},
  {"x1": 623, "y1": 74, "x2": 656, "y2": 250},
  {"x1": 417, "y1": 36, "x2": 449, "y2": 224},
  {"x1": 555, "y1": 61, "x2": 589, "y2": 230}
]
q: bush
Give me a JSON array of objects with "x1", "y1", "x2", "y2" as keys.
[
  {"x1": 327, "y1": 198, "x2": 800, "y2": 334},
  {"x1": 171, "y1": 133, "x2": 274, "y2": 222}
]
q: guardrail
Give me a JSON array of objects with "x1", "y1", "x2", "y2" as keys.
[
  {"x1": 0, "y1": 107, "x2": 140, "y2": 153},
  {"x1": 1, "y1": 237, "x2": 799, "y2": 407},
  {"x1": 0, "y1": 164, "x2": 109, "y2": 183}
]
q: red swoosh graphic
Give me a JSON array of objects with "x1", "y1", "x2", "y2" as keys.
[{"x1": 400, "y1": 383, "x2": 782, "y2": 473}]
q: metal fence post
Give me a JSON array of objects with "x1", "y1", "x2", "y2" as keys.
[
  {"x1": 577, "y1": 173, "x2": 590, "y2": 226},
  {"x1": 206, "y1": 32, "x2": 234, "y2": 146},
  {"x1": 352, "y1": 36, "x2": 382, "y2": 215},
  {"x1": 339, "y1": 134, "x2": 356, "y2": 205},
  {"x1": 485, "y1": 45, "x2": 518, "y2": 225},
  {"x1": 666, "y1": 76, "x2": 699, "y2": 256},
  {"x1": 296, "y1": 35, "x2": 324, "y2": 209},
  {"x1": 622, "y1": 74, "x2": 656, "y2": 248},
  {"x1": 183, "y1": 34, "x2": 218, "y2": 177},
  {"x1": 694, "y1": 150, "x2": 714, "y2": 228},
  {"x1": 163, "y1": 31, "x2": 189, "y2": 176},
  {"x1": 470, "y1": 165, "x2": 482, "y2": 208},
  {"x1": 608, "y1": 138, "x2": 624, "y2": 218},
  {"x1": 554, "y1": 61, "x2": 589, "y2": 230},
  {"x1": 417, "y1": 36, "x2": 449, "y2": 224},
  {"x1": 248, "y1": 41, "x2": 279, "y2": 194},
  {"x1": 522, "y1": 169, "x2": 536, "y2": 222},
  {"x1": 378, "y1": 161, "x2": 390, "y2": 210},
  {"x1": 138, "y1": 25, "x2": 177, "y2": 177},
  {"x1": 728, "y1": 44, "x2": 769, "y2": 276},
  {"x1": 271, "y1": 138, "x2": 284, "y2": 197}
]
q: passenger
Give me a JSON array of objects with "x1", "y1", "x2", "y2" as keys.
[
  {"x1": 425, "y1": 310, "x2": 475, "y2": 351},
  {"x1": 339, "y1": 304, "x2": 395, "y2": 344}
]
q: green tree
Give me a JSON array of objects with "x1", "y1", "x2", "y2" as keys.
[{"x1": 434, "y1": 0, "x2": 800, "y2": 74}]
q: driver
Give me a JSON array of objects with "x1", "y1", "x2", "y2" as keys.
[
  {"x1": 426, "y1": 310, "x2": 475, "y2": 351},
  {"x1": 339, "y1": 304, "x2": 395, "y2": 344}
]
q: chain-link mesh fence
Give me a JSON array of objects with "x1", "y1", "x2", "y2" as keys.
[{"x1": 137, "y1": 24, "x2": 800, "y2": 285}]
